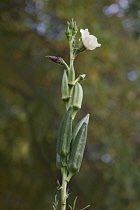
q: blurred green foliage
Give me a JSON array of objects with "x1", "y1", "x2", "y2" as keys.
[{"x1": 0, "y1": 0, "x2": 140, "y2": 209}]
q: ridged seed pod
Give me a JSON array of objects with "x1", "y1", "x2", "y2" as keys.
[
  {"x1": 68, "y1": 66, "x2": 75, "y2": 86},
  {"x1": 72, "y1": 82, "x2": 83, "y2": 119},
  {"x1": 68, "y1": 122, "x2": 88, "y2": 174},
  {"x1": 71, "y1": 114, "x2": 90, "y2": 146},
  {"x1": 61, "y1": 70, "x2": 69, "y2": 102},
  {"x1": 56, "y1": 106, "x2": 73, "y2": 158},
  {"x1": 73, "y1": 82, "x2": 83, "y2": 109}
]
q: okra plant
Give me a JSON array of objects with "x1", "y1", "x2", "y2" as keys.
[{"x1": 46, "y1": 19, "x2": 101, "y2": 210}]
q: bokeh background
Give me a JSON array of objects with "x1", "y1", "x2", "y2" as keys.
[{"x1": 0, "y1": 0, "x2": 140, "y2": 209}]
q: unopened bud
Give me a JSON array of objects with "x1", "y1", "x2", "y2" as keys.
[
  {"x1": 65, "y1": 19, "x2": 78, "y2": 40},
  {"x1": 45, "y1": 56, "x2": 65, "y2": 65},
  {"x1": 69, "y1": 19, "x2": 74, "y2": 29},
  {"x1": 65, "y1": 27, "x2": 72, "y2": 40},
  {"x1": 73, "y1": 22, "x2": 78, "y2": 36},
  {"x1": 75, "y1": 74, "x2": 86, "y2": 84},
  {"x1": 79, "y1": 74, "x2": 86, "y2": 80}
]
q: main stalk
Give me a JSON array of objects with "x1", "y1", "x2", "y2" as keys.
[{"x1": 61, "y1": 167, "x2": 68, "y2": 210}]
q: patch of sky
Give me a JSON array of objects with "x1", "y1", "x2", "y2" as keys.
[
  {"x1": 24, "y1": 0, "x2": 64, "y2": 40},
  {"x1": 127, "y1": 71, "x2": 138, "y2": 81},
  {"x1": 103, "y1": 0, "x2": 130, "y2": 18},
  {"x1": 103, "y1": 4, "x2": 120, "y2": 16},
  {"x1": 117, "y1": 0, "x2": 129, "y2": 10},
  {"x1": 101, "y1": 154, "x2": 113, "y2": 164}
]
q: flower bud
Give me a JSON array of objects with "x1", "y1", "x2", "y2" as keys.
[
  {"x1": 68, "y1": 19, "x2": 74, "y2": 31},
  {"x1": 45, "y1": 56, "x2": 66, "y2": 66},
  {"x1": 67, "y1": 21, "x2": 70, "y2": 27},
  {"x1": 73, "y1": 21, "x2": 78, "y2": 36},
  {"x1": 75, "y1": 74, "x2": 86, "y2": 83},
  {"x1": 65, "y1": 19, "x2": 78, "y2": 40},
  {"x1": 61, "y1": 70, "x2": 69, "y2": 102},
  {"x1": 65, "y1": 27, "x2": 72, "y2": 40},
  {"x1": 79, "y1": 74, "x2": 86, "y2": 80}
]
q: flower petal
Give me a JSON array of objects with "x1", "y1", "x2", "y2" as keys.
[{"x1": 80, "y1": 29, "x2": 101, "y2": 50}]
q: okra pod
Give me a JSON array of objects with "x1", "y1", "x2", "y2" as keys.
[
  {"x1": 73, "y1": 82, "x2": 83, "y2": 109},
  {"x1": 56, "y1": 106, "x2": 73, "y2": 158},
  {"x1": 68, "y1": 66, "x2": 75, "y2": 86},
  {"x1": 72, "y1": 114, "x2": 90, "y2": 145},
  {"x1": 68, "y1": 122, "x2": 88, "y2": 174},
  {"x1": 61, "y1": 70, "x2": 69, "y2": 102},
  {"x1": 72, "y1": 82, "x2": 83, "y2": 119}
]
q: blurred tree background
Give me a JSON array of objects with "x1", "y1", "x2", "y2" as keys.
[{"x1": 0, "y1": 0, "x2": 140, "y2": 209}]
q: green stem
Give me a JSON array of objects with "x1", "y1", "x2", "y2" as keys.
[
  {"x1": 70, "y1": 39, "x2": 74, "y2": 68},
  {"x1": 66, "y1": 38, "x2": 75, "y2": 110},
  {"x1": 63, "y1": 61, "x2": 69, "y2": 71},
  {"x1": 61, "y1": 38, "x2": 75, "y2": 209},
  {"x1": 61, "y1": 167, "x2": 68, "y2": 210},
  {"x1": 66, "y1": 86, "x2": 74, "y2": 109}
]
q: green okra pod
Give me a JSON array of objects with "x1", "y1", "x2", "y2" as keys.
[
  {"x1": 56, "y1": 106, "x2": 73, "y2": 159},
  {"x1": 68, "y1": 66, "x2": 75, "y2": 86},
  {"x1": 68, "y1": 122, "x2": 88, "y2": 176},
  {"x1": 61, "y1": 70, "x2": 69, "y2": 102},
  {"x1": 72, "y1": 114, "x2": 90, "y2": 145},
  {"x1": 72, "y1": 82, "x2": 83, "y2": 119},
  {"x1": 73, "y1": 82, "x2": 83, "y2": 109}
]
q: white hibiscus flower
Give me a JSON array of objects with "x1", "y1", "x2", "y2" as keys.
[{"x1": 80, "y1": 29, "x2": 101, "y2": 50}]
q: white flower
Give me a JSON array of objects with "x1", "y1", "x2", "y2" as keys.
[{"x1": 80, "y1": 29, "x2": 101, "y2": 50}]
